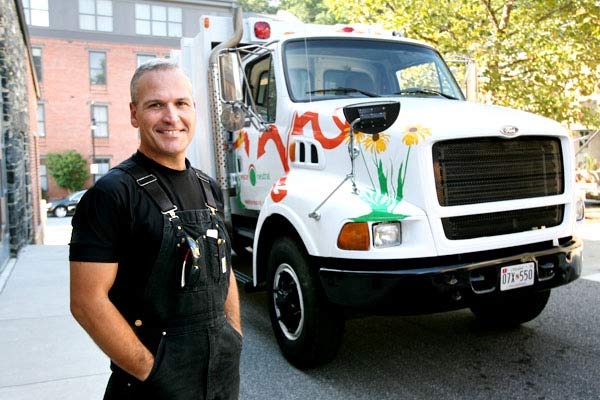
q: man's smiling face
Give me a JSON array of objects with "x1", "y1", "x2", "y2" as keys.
[{"x1": 130, "y1": 68, "x2": 196, "y2": 169}]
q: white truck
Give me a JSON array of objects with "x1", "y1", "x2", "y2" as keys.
[{"x1": 178, "y1": 8, "x2": 584, "y2": 368}]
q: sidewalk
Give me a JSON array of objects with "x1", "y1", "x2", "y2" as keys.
[{"x1": 0, "y1": 246, "x2": 108, "y2": 400}]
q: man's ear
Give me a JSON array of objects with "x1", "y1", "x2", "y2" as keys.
[{"x1": 130, "y1": 103, "x2": 139, "y2": 128}]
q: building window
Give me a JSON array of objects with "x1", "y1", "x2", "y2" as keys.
[
  {"x1": 22, "y1": 0, "x2": 49, "y2": 27},
  {"x1": 137, "y1": 54, "x2": 156, "y2": 67},
  {"x1": 92, "y1": 158, "x2": 110, "y2": 183},
  {"x1": 39, "y1": 162, "x2": 48, "y2": 194},
  {"x1": 37, "y1": 103, "x2": 46, "y2": 137},
  {"x1": 89, "y1": 51, "x2": 107, "y2": 85},
  {"x1": 92, "y1": 104, "x2": 109, "y2": 138},
  {"x1": 32, "y1": 47, "x2": 43, "y2": 82},
  {"x1": 135, "y1": 3, "x2": 182, "y2": 37},
  {"x1": 79, "y1": 0, "x2": 113, "y2": 32}
]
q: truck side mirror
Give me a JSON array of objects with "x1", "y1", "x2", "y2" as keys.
[
  {"x1": 218, "y1": 51, "x2": 244, "y2": 103},
  {"x1": 220, "y1": 103, "x2": 246, "y2": 132},
  {"x1": 343, "y1": 101, "x2": 400, "y2": 134}
]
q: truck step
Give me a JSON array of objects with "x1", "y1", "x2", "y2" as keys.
[{"x1": 233, "y1": 270, "x2": 266, "y2": 293}]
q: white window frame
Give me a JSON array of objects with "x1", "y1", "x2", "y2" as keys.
[
  {"x1": 37, "y1": 103, "x2": 46, "y2": 137},
  {"x1": 22, "y1": 0, "x2": 50, "y2": 27},
  {"x1": 89, "y1": 51, "x2": 107, "y2": 85},
  {"x1": 32, "y1": 47, "x2": 43, "y2": 82},
  {"x1": 135, "y1": 3, "x2": 182, "y2": 37},
  {"x1": 79, "y1": 0, "x2": 113, "y2": 32},
  {"x1": 92, "y1": 104, "x2": 109, "y2": 138},
  {"x1": 92, "y1": 157, "x2": 110, "y2": 183},
  {"x1": 136, "y1": 53, "x2": 156, "y2": 67}
]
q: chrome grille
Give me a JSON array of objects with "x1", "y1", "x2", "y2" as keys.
[
  {"x1": 441, "y1": 205, "x2": 564, "y2": 240},
  {"x1": 433, "y1": 137, "x2": 564, "y2": 206}
]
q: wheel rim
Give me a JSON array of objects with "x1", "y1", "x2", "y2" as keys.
[
  {"x1": 272, "y1": 263, "x2": 304, "y2": 341},
  {"x1": 55, "y1": 207, "x2": 67, "y2": 218}
]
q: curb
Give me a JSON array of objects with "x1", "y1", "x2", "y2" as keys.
[{"x1": 0, "y1": 257, "x2": 17, "y2": 294}]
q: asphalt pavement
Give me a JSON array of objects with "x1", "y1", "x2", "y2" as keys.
[{"x1": 0, "y1": 212, "x2": 598, "y2": 399}]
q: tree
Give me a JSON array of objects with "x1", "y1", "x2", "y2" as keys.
[
  {"x1": 325, "y1": 0, "x2": 600, "y2": 129},
  {"x1": 46, "y1": 150, "x2": 89, "y2": 193},
  {"x1": 238, "y1": 0, "x2": 277, "y2": 14},
  {"x1": 278, "y1": 0, "x2": 338, "y2": 23}
]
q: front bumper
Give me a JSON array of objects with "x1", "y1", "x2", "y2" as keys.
[{"x1": 317, "y1": 237, "x2": 582, "y2": 315}]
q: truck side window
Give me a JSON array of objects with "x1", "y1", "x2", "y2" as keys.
[{"x1": 246, "y1": 55, "x2": 277, "y2": 123}]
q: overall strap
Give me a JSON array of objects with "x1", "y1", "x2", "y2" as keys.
[
  {"x1": 192, "y1": 168, "x2": 218, "y2": 213},
  {"x1": 115, "y1": 161, "x2": 178, "y2": 219},
  {"x1": 114, "y1": 161, "x2": 186, "y2": 241}
]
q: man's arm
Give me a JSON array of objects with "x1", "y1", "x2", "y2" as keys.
[
  {"x1": 70, "y1": 261, "x2": 154, "y2": 381},
  {"x1": 224, "y1": 268, "x2": 242, "y2": 336}
]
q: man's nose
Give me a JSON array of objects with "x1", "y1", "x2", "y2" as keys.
[{"x1": 162, "y1": 104, "x2": 180, "y2": 123}]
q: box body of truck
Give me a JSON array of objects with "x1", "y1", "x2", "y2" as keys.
[{"x1": 177, "y1": 9, "x2": 583, "y2": 367}]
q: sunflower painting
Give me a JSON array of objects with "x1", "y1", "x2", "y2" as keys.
[{"x1": 350, "y1": 125, "x2": 431, "y2": 222}]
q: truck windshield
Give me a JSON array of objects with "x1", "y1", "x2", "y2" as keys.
[{"x1": 283, "y1": 38, "x2": 464, "y2": 102}]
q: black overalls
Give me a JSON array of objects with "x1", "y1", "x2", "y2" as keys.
[{"x1": 104, "y1": 161, "x2": 242, "y2": 400}]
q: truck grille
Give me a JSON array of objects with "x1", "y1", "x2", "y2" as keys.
[
  {"x1": 442, "y1": 205, "x2": 564, "y2": 240},
  {"x1": 433, "y1": 137, "x2": 564, "y2": 207}
]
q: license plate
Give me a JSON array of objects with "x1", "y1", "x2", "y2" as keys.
[{"x1": 500, "y1": 262, "x2": 535, "y2": 291}]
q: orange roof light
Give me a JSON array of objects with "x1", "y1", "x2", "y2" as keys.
[
  {"x1": 254, "y1": 21, "x2": 271, "y2": 40},
  {"x1": 204, "y1": 17, "x2": 210, "y2": 29}
]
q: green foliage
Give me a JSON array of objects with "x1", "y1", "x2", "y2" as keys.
[
  {"x1": 325, "y1": 0, "x2": 600, "y2": 128},
  {"x1": 46, "y1": 151, "x2": 89, "y2": 193},
  {"x1": 279, "y1": 0, "x2": 338, "y2": 23},
  {"x1": 238, "y1": 0, "x2": 277, "y2": 14}
]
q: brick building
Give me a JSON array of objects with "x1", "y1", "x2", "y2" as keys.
[
  {"x1": 25, "y1": 0, "x2": 235, "y2": 200},
  {"x1": 0, "y1": 0, "x2": 43, "y2": 265}
]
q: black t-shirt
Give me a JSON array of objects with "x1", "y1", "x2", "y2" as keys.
[{"x1": 69, "y1": 152, "x2": 222, "y2": 312}]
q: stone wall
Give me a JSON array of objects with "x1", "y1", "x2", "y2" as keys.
[{"x1": 0, "y1": 0, "x2": 38, "y2": 258}]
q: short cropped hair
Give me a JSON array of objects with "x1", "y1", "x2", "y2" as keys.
[{"x1": 130, "y1": 58, "x2": 190, "y2": 105}]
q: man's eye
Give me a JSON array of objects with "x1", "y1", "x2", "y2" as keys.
[{"x1": 149, "y1": 103, "x2": 162, "y2": 108}]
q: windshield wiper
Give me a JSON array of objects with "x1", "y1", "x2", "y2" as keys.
[
  {"x1": 308, "y1": 87, "x2": 378, "y2": 98},
  {"x1": 394, "y1": 88, "x2": 458, "y2": 100}
]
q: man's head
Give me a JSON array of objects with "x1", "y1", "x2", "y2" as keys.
[{"x1": 129, "y1": 59, "x2": 196, "y2": 170}]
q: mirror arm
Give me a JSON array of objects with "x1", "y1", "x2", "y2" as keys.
[{"x1": 309, "y1": 117, "x2": 361, "y2": 220}]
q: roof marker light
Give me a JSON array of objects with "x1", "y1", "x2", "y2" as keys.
[
  {"x1": 204, "y1": 17, "x2": 210, "y2": 29},
  {"x1": 254, "y1": 21, "x2": 271, "y2": 40},
  {"x1": 342, "y1": 26, "x2": 354, "y2": 33}
]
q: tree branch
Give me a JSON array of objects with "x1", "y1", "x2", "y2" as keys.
[
  {"x1": 480, "y1": 0, "x2": 499, "y2": 31},
  {"x1": 498, "y1": 0, "x2": 514, "y2": 31},
  {"x1": 536, "y1": 1, "x2": 574, "y2": 23},
  {"x1": 383, "y1": 0, "x2": 396, "y2": 13}
]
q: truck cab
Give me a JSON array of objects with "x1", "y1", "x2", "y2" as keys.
[{"x1": 179, "y1": 10, "x2": 583, "y2": 368}]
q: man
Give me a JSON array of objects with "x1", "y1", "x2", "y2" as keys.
[{"x1": 70, "y1": 59, "x2": 242, "y2": 399}]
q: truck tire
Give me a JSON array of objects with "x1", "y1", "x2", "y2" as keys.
[
  {"x1": 469, "y1": 289, "x2": 551, "y2": 327},
  {"x1": 267, "y1": 237, "x2": 344, "y2": 368}
]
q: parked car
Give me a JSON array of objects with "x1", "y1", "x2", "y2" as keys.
[{"x1": 46, "y1": 190, "x2": 87, "y2": 218}]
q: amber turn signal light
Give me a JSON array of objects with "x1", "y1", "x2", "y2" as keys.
[{"x1": 337, "y1": 222, "x2": 370, "y2": 250}]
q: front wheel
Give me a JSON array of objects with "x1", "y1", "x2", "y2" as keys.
[
  {"x1": 469, "y1": 290, "x2": 551, "y2": 327},
  {"x1": 267, "y1": 237, "x2": 344, "y2": 368}
]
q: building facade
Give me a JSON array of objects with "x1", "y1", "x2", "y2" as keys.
[
  {"x1": 0, "y1": 0, "x2": 43, "y2": 265},
  {"x1": 26, "y1": 0, "x2": 235, "y2": 200}
]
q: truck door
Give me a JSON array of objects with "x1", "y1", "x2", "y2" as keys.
[{"x1": 233, "y1": 52, "x2": 282, "y2": 211}]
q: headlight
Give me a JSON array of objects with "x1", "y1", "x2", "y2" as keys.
[{"x1": 373, "y1": 222, "x2": 402, "y2": 248}]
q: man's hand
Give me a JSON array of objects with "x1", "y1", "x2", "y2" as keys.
[{"x1": 224, "y1": 268, "x2": 242, "y2": 337}]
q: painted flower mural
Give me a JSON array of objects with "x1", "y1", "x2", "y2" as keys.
[{"x1": 351, "y1": 125, "x2": 431, "y2": 222}]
